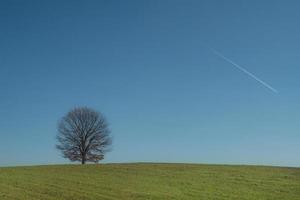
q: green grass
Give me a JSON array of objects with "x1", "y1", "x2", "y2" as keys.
[{"x1": 0, "y1": 163, "x2": 299, "y2": 200}]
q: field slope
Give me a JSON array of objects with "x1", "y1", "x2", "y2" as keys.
[{"x1": 0, "y1": 163, "x2": 299, "y2": 200}]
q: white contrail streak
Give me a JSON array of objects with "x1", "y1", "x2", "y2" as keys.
[{"x1": 210, "y1": 48, "x2": 278, "y2": 93}]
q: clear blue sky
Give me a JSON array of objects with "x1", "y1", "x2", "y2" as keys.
[{"x1": 0, "y1": 0, "x2": 299, "y2": 167}]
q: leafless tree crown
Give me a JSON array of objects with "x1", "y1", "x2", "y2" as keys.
[{"x1": 56, "y1": 107, "x2": 112, "y2": 164}]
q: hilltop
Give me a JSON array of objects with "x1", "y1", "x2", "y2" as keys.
[{"x1": 0, "y1": 163, "x2": 299, "y2": 200}]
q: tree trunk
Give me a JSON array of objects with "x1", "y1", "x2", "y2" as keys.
[{"x1": 81, "y1": 154, "x2": 86, "y2": 165}]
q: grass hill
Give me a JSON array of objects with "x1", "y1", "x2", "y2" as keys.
[{"x1": 0, "y1": 163, "x2": 299, "y2": 200}]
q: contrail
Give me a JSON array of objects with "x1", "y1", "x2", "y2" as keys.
[{"x1": 210, "y1": 48, "x2": 278, "y2": 93}]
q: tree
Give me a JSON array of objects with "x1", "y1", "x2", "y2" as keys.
[{"x1": 56, "y1": 107, "x2": 112, "y2": 164}]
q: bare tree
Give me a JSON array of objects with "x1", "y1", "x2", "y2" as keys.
[{"x1": 56, "y1": 107, "x2": 112, "y2": 164}]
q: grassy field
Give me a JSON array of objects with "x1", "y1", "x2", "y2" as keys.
[{"x1": 0, "y1": 163, "x2": 299, "y2": 200}]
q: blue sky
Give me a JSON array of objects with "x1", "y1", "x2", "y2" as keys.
[{"x1": 0, "y1": 0, "x2": 299, "y2": 167}]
